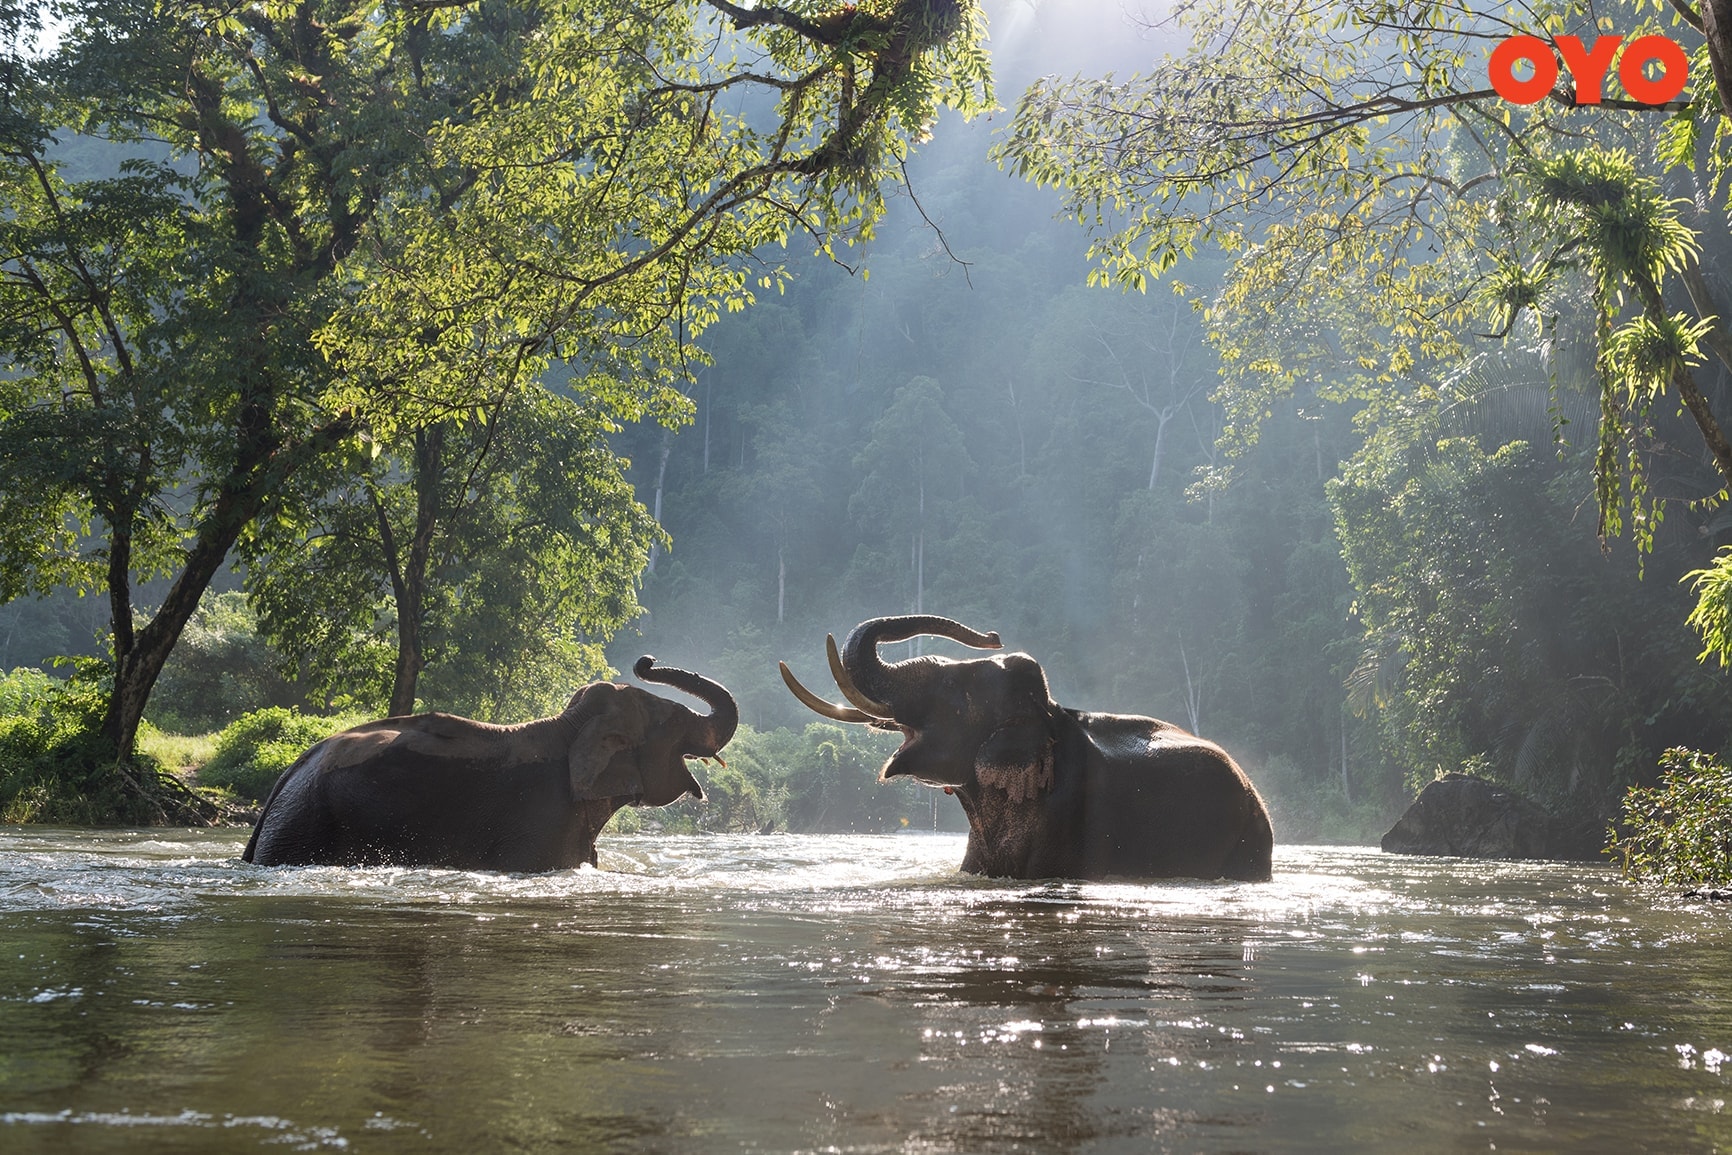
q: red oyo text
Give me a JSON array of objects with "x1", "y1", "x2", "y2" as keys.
[{"x1": 1488, "y1": 34, "x2": 1689, "y2": 106}]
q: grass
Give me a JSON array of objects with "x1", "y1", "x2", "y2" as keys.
[{"x1": 137, "y1": 725, "x2": 220, "y2": 774}]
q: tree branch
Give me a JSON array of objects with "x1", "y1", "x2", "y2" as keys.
[
  {"x1": 1706, "y1": 0, "x2": 1732, "y2": 118},
  {"x1": 1680, "y1": 254, "x2": 1732, "y2": 377}
]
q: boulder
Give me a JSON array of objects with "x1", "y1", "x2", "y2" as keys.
[{"x1": 1380, "y1": 773, "x2": 1604, "y2": 861}]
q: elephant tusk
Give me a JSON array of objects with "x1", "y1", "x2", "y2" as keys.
[
  {"x1": 826, "y1": 633, "x2": 894, "y2": 718},
  {"x1": 780, "y1": 661, "x2": 879, "y2": 724}
]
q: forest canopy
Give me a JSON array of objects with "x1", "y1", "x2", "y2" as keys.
[
  {"x1": 0, "y1": 0, "x2": 989, "y2": 821},
  {"x1": 979, "y1": 0, "x2": 1732, "y2": 832},
  {"x1": 3, "y1": 0, "x2": 1732, "y2": 848},
  {"x1": 599, "y1": 0, "x2": 1732, "y2": 839}
]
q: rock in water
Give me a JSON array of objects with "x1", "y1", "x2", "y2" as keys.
[{"x1": 1380, "y1": 773, "x2": 1604, "y2": 861}]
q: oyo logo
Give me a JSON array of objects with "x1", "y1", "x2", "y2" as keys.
[{"x1": 1488, "y1": 34, "x2": 1689, "y2": 106}]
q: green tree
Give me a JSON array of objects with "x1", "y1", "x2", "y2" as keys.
[
  {"x1": 694, "y1": 764, "x2": 767, "y2": 832},
  {"x1": 1608, "y1": 746, "x2": 1732, "y2": 887},
  {"x1": 246, "y1": 386, "x2": 656, "y2": 720},
  {"x1": 993, "y1": 0, "x2": 1732, "y2": 822},
  {"x1": 781, "y1": 721, "x2": 917, "y2": 832},
  {"x1": 0, "y1": 0, "x2": 989, "y2": 818},
  {"x1": 149, "y1": 590, "x2": 309, "y2": 734},
  {"x1": 997, "y1": 0, "x2": 1732, "y2": 532},
  {"x1": 1330, "y1": 421, "x2": 1732, "y2": 819}
]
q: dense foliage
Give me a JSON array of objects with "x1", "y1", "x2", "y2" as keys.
[
  {"x1": 197, "y1": 706, "x2": 369, "y2": 803},
  {"x1": 998, "y1": 0, "x2": 1732, "y2": 536},
  {"x1": 600, "y1": 2, "x2": 1732, "y2": 841},
  {"x1": 245, "y1": 387, "x2": 657, "y2": 720},
  {"x1": 1609, "y1": 747, "x2": 1732, "y2": 888},
  {"x1": 4, "y1": 0, "x2": 1731, "y2": 853},
  {"x1": 0, "y1": 662, "x2": 206, "y2": 823},
  {"x1": 1331, "y1": 429, "x2": 1730, "y2": 817},
  {"x1": 972, "y1": 0, "x2": 1732, "y2": 853},
  {"x1": 148, "y1": 592, "x2": 310, "y2": 734},
  {"x1": 599, "y1": 161, "x2": 1732, "y2": 841},
  {"x1": 0, "y1": 0, "x2": 989, "y2": 818},
  {"x1": 608, "y1": 720, "x2": 951, "y2": 835}
]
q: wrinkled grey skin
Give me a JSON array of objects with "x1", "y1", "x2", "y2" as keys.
[
  {"x1": 782, "y1": 616, "x2": 1273, "y2": 881},
  {"x1": 243, "y1": 657, "x2": 737, "y2": 872}
]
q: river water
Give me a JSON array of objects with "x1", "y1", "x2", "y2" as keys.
[{"x1": 1, "y1": 829, "x2": 1730, "y2": 1153}]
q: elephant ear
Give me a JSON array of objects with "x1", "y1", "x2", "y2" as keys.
[
  {"x1": 567, "y1": 719, "x2": 642, "y2": 801},
  {"x1": 974, "y1": 716, "x2": 1055, "y2": 804}
]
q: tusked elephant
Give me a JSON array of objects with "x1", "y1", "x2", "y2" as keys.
[
  {"x1": 780, "y1": 615, "x2": 1273, "y2": 881},
  {"x1": 242, "y1": 656, "x2": 737, "y2": 871}
]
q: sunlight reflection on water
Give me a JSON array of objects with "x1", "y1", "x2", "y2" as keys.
[{"x1": 2, "y1": 829, "x2": 1732, "y2": 1152}]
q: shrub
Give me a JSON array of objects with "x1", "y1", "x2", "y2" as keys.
[
  {"x1": 148, "y1": 591, "x2": 310, "y2": 734},
  {"x1": 0, "y1": 661, "x2": 192, "y2": 824},
  {"x1": 778, "y1": 722, "x2": 930, "y2": 833},
  {"x1": 699, "y1": 764, "x2": 767, "y2": 833},
  {"x1": 0, "y1": 667, "x2": 56, "y2": 717},
  {"x1": 199, "y1": 707, "x2": 366, "y2": 801},
  {"x1": 1607, "y1": 747, "x2": 1732, "y2": 889}
]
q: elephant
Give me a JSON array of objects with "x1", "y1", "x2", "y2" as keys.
[
  {"x1": 780, "y1": 615, "x2": 1273, "y2": 881},
  {"x1": 242, "y1": 656, "x2": 737, "y2": 871}
]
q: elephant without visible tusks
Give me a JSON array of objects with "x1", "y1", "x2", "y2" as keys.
[
  {"x1": 781, "y1": 615, "x2": 1273, "y2": 881},
  {"x1": 242, "y1": 656, "x2": 737, "y2": 871}
]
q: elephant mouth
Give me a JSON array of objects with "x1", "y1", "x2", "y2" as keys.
[
  {"x1": 876, "y1": 728, "x2": 917, "y2": 783},
  {"x1": 878, "y1": 729, "x2": 970, "y2": 789},
  {"x1": 678, "y1": 761, "x2": 706, "y2": 801},
  {"x1": 635, "y1": 763, "x2": 704, "y2": 807},
  {"x1": 780, "y1": 619, "x2": 1005, "y2": 792}
]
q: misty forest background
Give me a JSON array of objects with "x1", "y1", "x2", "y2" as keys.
[{"x1": 6, "y1": 0, "x2": 1732, "y2": 843}]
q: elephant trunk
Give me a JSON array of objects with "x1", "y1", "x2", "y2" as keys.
[
  {"x1": 633, "y1": 656, "x2": 739, "y2": 755},
  {"x1": 839, "y1": 615, "x2": 1003, "y2": 710}
]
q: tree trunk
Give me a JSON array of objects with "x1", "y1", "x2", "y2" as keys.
[
  {"x1": 99, "y1": 442, "x2": 329, "y2": 761},
  {"x1": 647, "y1": 427, "x2": 674, "y2": 574},
  {"x1": 915, "y1": 528, "x2": 924, "y2": 615},
  {"x1": 387, "y1": 608, "x2": 424, "y2": 719},
  {"x1": 1131, "y1": 549, "x2": 1144, "y2": 633},
  {"x1": 378, "y1": 424, "x2": 446, "y2": 718},
  {"x1": 99, "y1": 98, "x2": 292, "y2": 773},
  {"x1": 1679, "y1": 255, "x2": 1732, "y2": 376},
  {"x1": 1703, "y1": 0, "x2": 1732, "y2": 117},
  {"x1": 914, "y1": 460, "x2": 925, "y2": 630},
  {"x1": 1007, "y1": 378, "x2": 1027, "y2": 478},
  {"x1": 98, "y1": 470, "x2": 303, "y2": 823},
  {"x1": 1340, "y1": 710, "x2": 1353, "y2": 805},
  {"x1": 80, "y1": 35, "x2": 371, "y2": 809},
  {"x1": 1148, "y1": 410, "x2": 1172, "y2": 489},
  {"x1": 1178, "y1": 631, "x2": 1202, "y2": 735}
]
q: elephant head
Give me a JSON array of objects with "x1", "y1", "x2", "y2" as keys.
[
  {"x1": 780, "y1": 615, "x2": 1058, "y2": 801},
  {"x1": 564, "y1": 655, "x2": 739, "y2": 806}
]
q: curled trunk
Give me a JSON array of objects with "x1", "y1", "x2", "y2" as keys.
[
  {"x1": 633, "y1": 655, "x2": 739, "y2": 754},
  {"x1": 839, "y1": 615, "x2": 1001, "y2": 708}
]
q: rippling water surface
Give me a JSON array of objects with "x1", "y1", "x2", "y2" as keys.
[{"x1": 3, "y1": 828, "x2": 1731, "y2": 1152}]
